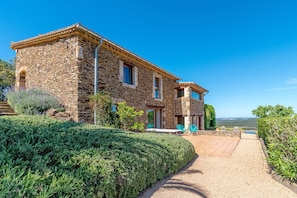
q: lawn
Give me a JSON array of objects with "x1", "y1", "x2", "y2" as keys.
[{"x1": 0, "y1": 115, "x2": 195, "y2": 197}]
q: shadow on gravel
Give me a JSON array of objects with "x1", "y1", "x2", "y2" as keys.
[
  {"x1": 138, "y1": 154, "x2": 209, "y2": 198},
  {"x1": 180, "y1": 169, "x2": 203, "y2": 175},
  {"x1": 163, "y1": 178, "x2": 208, "y2": 198}
]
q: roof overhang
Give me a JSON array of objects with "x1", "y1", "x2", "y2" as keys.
[
  {"x1": 11, "y1": 23, "x2": 180, "y2": 81},
  {"x1": 177, "y1": 82, "x2": 208, "y2": 94}
]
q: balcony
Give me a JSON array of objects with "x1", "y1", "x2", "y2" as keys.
[{"x1": 175, "y1": 97, "x2": 204, "y2": 116}]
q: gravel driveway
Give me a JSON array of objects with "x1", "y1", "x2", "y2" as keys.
[{"x1": 140, "y1": 134, "x2": 296, "y2": 198}]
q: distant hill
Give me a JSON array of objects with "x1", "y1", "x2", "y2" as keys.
[{"x1": 216, "y1": 117, "x2": 258, "y2": 130}]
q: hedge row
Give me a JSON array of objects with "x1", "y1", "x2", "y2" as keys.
[
  {"x1": 258, "y1": 117, "x2": 297, "y2": 182},
  {"x1": 0, "y1": 115, "x2": 195, "y2": 197}
]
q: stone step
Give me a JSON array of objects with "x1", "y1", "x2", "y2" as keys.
[
  {"x1": 0, "y1": 102, "x2": 17, "y2": 116},
  {"x1": 0, "y1": 108, "x2": 15, "y2": 113},
  {"x1": 0, "y1": 112, "x2": 18, "y2": 116}
]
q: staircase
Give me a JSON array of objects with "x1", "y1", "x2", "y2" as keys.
[{"x1": 0, "y1": 102, "x2": 17, "y2": 116}]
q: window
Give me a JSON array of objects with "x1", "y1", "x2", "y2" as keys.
[
  {"x1": 153, "y1": 73, "x2": 162, "y2": 100},
  {"x1": 123, "y1": 64, "x2": 133, "y2": 84},
  {"x1": 147, "y1": 110, "x2": 155, "y2": 128},
  {"x1": 147, "y1": 109, "x2": 162, "y2": 128},
  {"x1": 154, "y1": 77, "x2": 160, "y2": 98},
  {"x1": 177, "y1": 116, "x2": 184, "y2": 125},
  {"x1": 191, "y1": 91, "x2": 201, "y2": 100},
  {"x1": 119, "y1": 61, "x2": 138, "y2": 88},
  {"x1": 177, "y1": 89, "x2": 184, "y2": 98}
]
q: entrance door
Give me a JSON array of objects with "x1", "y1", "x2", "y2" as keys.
[
  {"x1": 147, "y1": 109, "x2": 162, "y2": 128},
  {"x1": 155, "y1": 109, "x2": 161, "y2": 128},
  {"x1": 19, "y1": 71, "x2": 26, "y2": 90}
]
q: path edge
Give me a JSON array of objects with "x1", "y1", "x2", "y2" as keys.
[{"x1": 137, "y1": 154, "x2": 199, "y2": 198}]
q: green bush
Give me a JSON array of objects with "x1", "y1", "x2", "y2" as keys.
[
  {"x1": 6, "y1": 89, "x2": 63, "y2": 115},
  {"x1": 258, "y1": 116, "x2": 297, "y2": 182},
  {"x1": 116, "y1": 102, "x2": 144, "y2": 131},
  {"x1": 89, "y1": 91, "x2": 114, "y2": 126},
  {"x1": 0, "y1": 115, "x2": 195, "y2": 197},
  {"x1": 204, "y1": 104, "x2": 216, "y2": 130},
  {"x1": 257, "y1": 118, "x2": 269, "y2": 143}
]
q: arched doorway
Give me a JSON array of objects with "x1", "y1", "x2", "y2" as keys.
[{"x1": 19, "y1": 70, "x2": 26, "y2": 90}]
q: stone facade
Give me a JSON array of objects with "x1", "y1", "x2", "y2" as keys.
[
  {"x1": 14, "y1": 36, "x2": 80, "y2": 121},
  {"x1": 11, "y1": 24, "x2": 207, "y2": 129},
  {"x1": 75, "y1": 36, "x2": 176, "y2": 127},
  {"x1": 11, "y1": 24, "x2": 180, "y2": 128},
  {"x1": 175, "y1": 83, "x2": 207, "y2": 130}
]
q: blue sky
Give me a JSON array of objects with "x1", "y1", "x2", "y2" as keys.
[{"x1": 2, "y1": 0, "x2": 297, "y2": 117}]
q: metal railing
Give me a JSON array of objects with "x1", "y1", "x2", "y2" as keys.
[{"x1": 0, "y1": 92, "x2": 7, "y2": 102}]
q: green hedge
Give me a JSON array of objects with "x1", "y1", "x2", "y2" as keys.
[
  {"x1": 0, "y1": 115, "x2": 195, "y2": 197},
  {"x1": 258, "y1": 117, "x2": 297, "y2": 182}
]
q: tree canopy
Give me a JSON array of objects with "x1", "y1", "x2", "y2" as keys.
[
  {"x1": 204, "y1": 104, "x2": 216, "y2": 130},
  {"x1": 252, "y1": 104, "x2": 295, "y2": 118},
  {"x1": 0, "y1": 59, "x2": 15, "y2": 91}
]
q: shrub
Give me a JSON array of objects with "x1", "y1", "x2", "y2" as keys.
[
  {"x1": 6, "y1": 88, "x2": 63, "y2": 115},
  {"x1": 89, "y1": 91, "x2": 114, "y2": 126},
  {"x1": 0, "y1": 115, "x2": 195, "y2": 197},
  {"x1": 258, "y1": 116, "x2": 297, "y2": 182},
  {"x1": 116, "y1": 102, "x2": 144, "y2": 131}
]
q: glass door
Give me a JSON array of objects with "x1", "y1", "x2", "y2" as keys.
[{"x1": 147, "y1": 109, "x2": 162, "y2": 128}]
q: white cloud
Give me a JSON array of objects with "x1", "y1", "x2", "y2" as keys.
[
  {"x1": 286, "y1": 78, "x2": 297, "y2": 84},
  {"x1": 267, "y1": 86, "x2": 297, "y2": 91}
]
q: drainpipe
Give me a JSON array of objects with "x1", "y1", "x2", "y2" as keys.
[{"x1": 94, "y1": 37, "x2": 103, "y2": 125}]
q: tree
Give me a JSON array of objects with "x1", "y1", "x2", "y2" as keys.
[
  {"x1": 204, "y1": 104, "x2": 216, "y2": 130},
  {"x1": 0, "y1": 59, "x2": 15, "y2": 91},
  {"x1": 252, "y1": 105, "x2": 294, "y2": 118}
]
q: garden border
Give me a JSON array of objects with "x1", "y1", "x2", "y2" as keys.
[
  {"x1": 259, "y1": 138, "x2": 297, "y2": 194},
  {"x1": 137, "y1": 154, "x2": 199, "y2": 198}
]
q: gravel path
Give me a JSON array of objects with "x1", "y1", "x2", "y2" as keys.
[{"x1": 141, "y1": 134, "x2": 296, "y2": 198}]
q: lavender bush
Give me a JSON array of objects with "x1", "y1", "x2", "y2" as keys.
[{"x1": 6, "y1": 89, "x2": 63, "y2": 115}]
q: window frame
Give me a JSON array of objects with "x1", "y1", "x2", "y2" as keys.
[
  {"x1": 153, "y1": 73, "x2": 163, "y2": 100},
  {"x1": 123, "y1": 64, "x2": 133, "y2": 84},
  {"x1": 119, "y1": 61, "x2": 138, "y2": 89}
]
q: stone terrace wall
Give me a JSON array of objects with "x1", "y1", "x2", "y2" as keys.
[
  {"x1": 77, "y1": 37, "x2": 176, "y2": 128},
  {"x1": 197, "y1": 130, "x2": 241, "y2": 138},
  {"x1": 15, "y1": 37, "x2": 80, "y2": 121}
]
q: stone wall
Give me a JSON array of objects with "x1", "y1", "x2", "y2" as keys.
[
  {"x1": 174, "y1": 87, "x2": 205, "y2": 129},
  {"x1": 197, "y1": 130, "x2": 241, "y2": 138},
  {"x1": 76, "y1": 37, "x2": 176, "y2": 128},
  {"x1": 190, "y1": 99, "x2": 204, "y2": 116},
  {"x1": 15, "y1": 37, "x2": 80, "y2": 121},
  {"x1": 14, "y1": 34, "x2": 177, "y2": 128}
]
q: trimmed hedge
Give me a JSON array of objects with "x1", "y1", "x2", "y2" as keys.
[
  {"x1": 258, "y1": 117, "x2": 297, "y2": 182},
  {"x1": 0, "y1": 115, "x2": 195, "y2": 197}
]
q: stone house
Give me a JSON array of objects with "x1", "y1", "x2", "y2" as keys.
[
  {"x1": 11, "y1": 23, "x2": 208, "y2": 129},
  {"x1": 175, "y1": 82, "x2": 208, "y2": 130}
]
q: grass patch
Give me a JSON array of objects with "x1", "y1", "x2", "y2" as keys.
[{"x1": 0, "y1": 115, "x2": 195, "y2": 197}]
